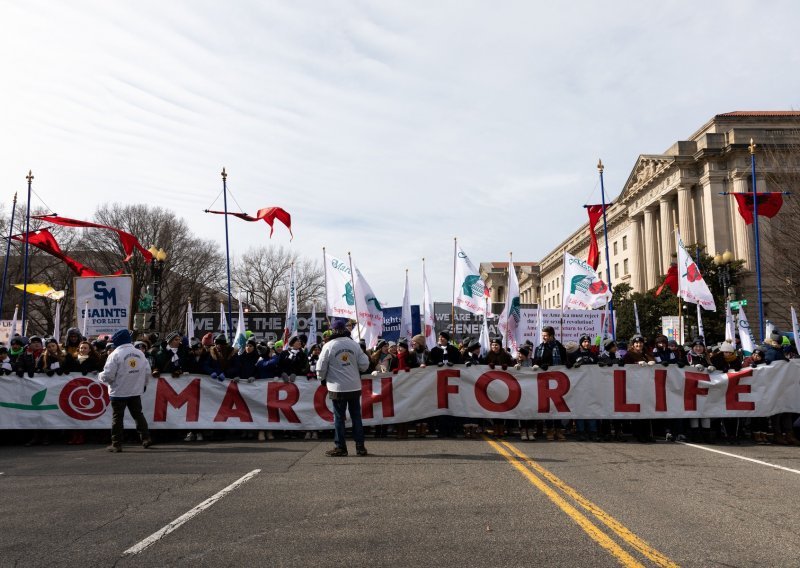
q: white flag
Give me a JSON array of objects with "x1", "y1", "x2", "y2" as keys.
[
  {"x1": 562, "y1": 252, "x2": 612, "y2": 310},
  {"x1": 324, "y1": 251, "x2": 357, "y2": 319},
  {"x1": 478, "y1": 311, "x2": 490, "y2": 358},
  {"x1": 10, "y1": 305, "x2": 18, "y2": 337},
  {"x1": 633, "y1": 301, "x2": 641, "y2": 335},
  {"x1": 219, "y1": 301, "x2": 228, "y2": 336},
  {"x1": 186, "y1": 300, "x2": 195, "y2": 340},
  {"x1": 737, "y1": 306, "x2": 755, "y2": 355},
  {"x1": 765, "y1": 320, "x2": 775, "y2": 340},
  {"x1": 676, "y1": 230, "x2": 716, "y2": 311},
  {"x1": 233, "y1": 293, "x2": 247, "y2": 352},
  {"x1": 497, "y1": 259, "x2": 520, "y2": 355},
  {"x1": 725, "y1": 301, "x2": 735, "y2": 341},
  {"x1": 400, "y1": 271, "x2": 413, "y2": 345},
  {"x1": 422, "y1": 263, "x2": 436, "y2": 351},
  {"x1": 453, "y1": 244, "x2": 489, "y2": 316},
  {"x1": 308, "y1": 303, "x2": 318, "y2": 348},
  {"x1": 537, "y1": 307, "x2": 543, "y2": 346},
  {"x1": 791, "y1": 306, "x2": 800, "y2": 357},
  {"x1": 284, "y1": 264, "x2": 298, "y2": 341},
  {"x1": 350, "y1": 264, "x2": 383, "y2": 349},
  {"x1": 697, "y1": 303, "x2": 704, "y2": 339},
  {"x1": 53, "y1": 301, "x2": 61, "y2": 343}
]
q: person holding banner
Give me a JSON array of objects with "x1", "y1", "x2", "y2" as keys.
[
  {"x1": 533, "y1": 326, "x2": 570, "y2": 441},
  {"x1": 99, "y1": 329, "x2": 153, "y2": 453},
  {"x1": 316, "y1": 318, "x2": 370, "y2": 457}
]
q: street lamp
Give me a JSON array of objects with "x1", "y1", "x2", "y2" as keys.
[
  {"x1": 714, "y1": 250, "x2": 734, "y2": 301},
  {"x1": 147, "y1": 246, "x2": 168, "y2": 332}
]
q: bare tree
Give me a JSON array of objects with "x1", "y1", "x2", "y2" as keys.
[{"x1": 232, "y1": 245, "x2": 324, "y2": 312}]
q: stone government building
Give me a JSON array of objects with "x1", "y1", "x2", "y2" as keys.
[{"x1": 483, "y1": 112, "x2": 800, "y2": 333}]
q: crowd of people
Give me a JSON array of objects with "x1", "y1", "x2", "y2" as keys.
[{"x1": 1, "y1": 322, "x2": 799, "y2": 448}]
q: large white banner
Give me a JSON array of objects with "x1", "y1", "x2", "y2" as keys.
[
  {"x1": 2, "y1": 362, "x2": 799, "y2": 429},
  {"x1": 73, "y1": 276, "x2": 133, "y2": 337}
]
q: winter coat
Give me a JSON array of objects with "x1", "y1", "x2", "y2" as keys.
[
  {"x1": 236, "y1": 349, "x2": 261, "y2": 380},
  {"x1": 533, "y1": 340, "x2": 570, "y2": 368},
  {"x1": 63, "y1": 352, "x2": 103, "y2": 374},
  {"x1": 484, "y1": 349, "x2": 514, "y2": 367},
  {"x1": 208, "y1": 345, "x2": 238, "y2": 376},
  {"x1": 428, "y1": 344, "x2": 461, "y2": 365},
  {"x1": 569, "y1": 348, "x2": 598, "y2": 367}
]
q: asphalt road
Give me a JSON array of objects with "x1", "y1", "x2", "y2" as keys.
[{"x1": 2, "y1": 435, "x2": 800, "y2": 567}]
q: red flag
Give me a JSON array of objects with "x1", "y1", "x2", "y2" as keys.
[
  {"x1": 731, "y1": 193, "x2": 783, "y2": 225},
  {"x1": 12, "y1": 229, "x2": 101, "y2": 277},
  {"x1": 585, "y1": 205, "x2": 604, "y2": 270},
  {"x1": 206, "y1": 207, "x2": 293, "y2": 239},
  {"x1": 655, "y1": 263, "x2": 678, "y2": 296},
  {"x1": 33, "y1": 215, "x2": 153, "y2": 262}
]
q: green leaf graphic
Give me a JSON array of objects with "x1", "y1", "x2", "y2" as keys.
[{"x1": 31, "y1": 389, "x2": 47, "y2": 407}]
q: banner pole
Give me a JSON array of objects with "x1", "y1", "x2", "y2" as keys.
[
  {"x1": 221, "y1": 168, "x2": 234, "y2": 343},
  {"x1": 321, "y1": 247, "x2": 331, "y2": 329},
  {"x1": 451, "y1": 237, "x2": 457, "y2": 337},
  {"x1": 0, "y1": 191, "x2": 18, "y2": 319},
  {"x1": 749, "y1": 139, "x2": 765, "y2": 342},
  {"x1": 21, "y1": 172, "x2": 33, "y2": 335},
  {"x1": 598, "y1": 160, "x2": 615, "y2": 340}
]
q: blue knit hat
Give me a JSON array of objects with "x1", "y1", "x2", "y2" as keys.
[{"x1": 111, "y1": 329, "x2": 132, "y2": 347}]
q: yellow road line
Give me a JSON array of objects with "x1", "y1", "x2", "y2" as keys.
[
  {"x1": 500, "y1": 439, "x2": 679, "y2": 568},
  {"x1": 483, "y1": 436, "x2": 645, "y2": 568}
]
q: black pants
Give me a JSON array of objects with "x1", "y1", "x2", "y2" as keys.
[{"x1": 111, "y1": 396, "x2": 150, "y2": 445}]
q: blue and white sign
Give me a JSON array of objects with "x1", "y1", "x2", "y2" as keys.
[{"x1": 74, "y1": 276, "x2": 134, "y2": 337}]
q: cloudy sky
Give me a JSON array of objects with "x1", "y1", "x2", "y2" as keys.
[{"x1": 3, "y1": 0, "x2": 799, "y2": 306}]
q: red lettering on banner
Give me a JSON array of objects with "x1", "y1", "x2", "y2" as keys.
[
  {"x1": 475, "y1": 371, "x2": 521, "y2": 412},
  {"x1": 437, "y1": 369, "x2": 460, "y2": 409},
  {"x1": 314, "y1": 384, "x2": 334, "y2": 422},
  {"x1": 684, "y1": 371, "x2": 709, "y2": 411},
  {"x1": 361, "y1": 377, "x2": 395, "y2": 419},
  {"x1": 213, "y1": 381, "x2": 253, "y2": 422},
  {"x1": 153, "y1": 378, "x2": 200, "y2": 422},
  {"x1": 613, "y1": 370, "x2": 640, "y2": 413},
  {"x1": 267, "y1": 382, "x2": 301, "y2": 423},
  {"x1": 726, "y1": 369, "x2": 755, "y2": 411},
  {"x1": 537, "y1": 372, "x2": 570, "y2": 413},
  {"x1": 654, "y1": 369, "x2": 667, "y2": 412}
]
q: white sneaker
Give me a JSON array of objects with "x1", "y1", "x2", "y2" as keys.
[
  {"x1": 267, "y1": 431, "x2": 275, "y2": 440},
  {"x1": 521, "y1": 432, "x2": 529, "y2": 441},
  {"x1": 184, "y1": 432, "x2": 196, "y2": 442},
  {"x1": 257, "y1": 431, "x2": 266, "y2": 442},
  {"x1": 304, "y1": 432, "x2": 312, "y2": 440},
  {"x1": 312, "y1": 431, "x2": 319, "y2": 440},
  {"x1": 196, "y1": 433, "x2": 204, "y2": 441}
]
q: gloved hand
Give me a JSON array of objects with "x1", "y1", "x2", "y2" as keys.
[
  {"x1": 638, "y1": 361, "x2": 647, "y2": 367},
  {"x1": 16, "y1": 368, "x2": 24, "y2": 378},
  {"x1": 151, "y1": 370, "x2": 161, "y2": 378},
  {"x1": 647, "y1": 361, "x2": 655, "y2": 366},
  {"x1": 514, "y1": 363, "x2": 521, "y2": 370},
  {"x1": 661, "y1": 361, "x2": 670, "y2": 367},
  {"x1": 531, "y1": 364, "x2": 540, "y2": 371},
  {"x1": 694, "y1": 364, "x2": 705, "y2": 371},
  {"x1": 573, "y1": 359, "x2": 583, "y2": 368},
  {"x1": 707, "y1": 366, "x2": 716, "y2": 372},
  {"x1": 465, "y1": 361, "x2": 472, "y2": 367}
]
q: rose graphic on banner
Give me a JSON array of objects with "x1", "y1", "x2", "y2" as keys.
[
  {"x1": 562, "y1": 252, "x2": 612, "y2": 310},
  {"x1": 58, "y1": 378, "x2": 110, "y2": 420}
]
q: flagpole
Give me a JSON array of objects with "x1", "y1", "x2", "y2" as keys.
[
  {"x1": 559, "y1": 250, "x2": 566, "y2": 343},
  {"x1": 347, "y1": 252, "x2": 362, "y2": 341},
  {"x1": 598, "y1": 160, "x2": 616, "y2": 340},
  {"x1": 21, "y1": 171, "x2": 33, "y2": 335},
  {"x1": 675, "y1": 225, "x2": 683, "y2": 345},
  {"x1": 749, "y1": 139, "x2": 765, "y2": 342},
  {"x1": 421, "y1": 257, "x2": 426, "y2": 339},
  {"x1": 221, "y1": 168, "x2": 234, "y2": 343},
  {"x1": 451, "y1": 237, "x2": 457, "y2": 336},
  {"x1": 322, "y1": 247, "x2": 332, "y2": 328},
  {"x1": 0, "y1": 192, "x2": 18, "y2": 319},
  {"x1": 505, "y1": 251, "x2": 512, "y2": 350}
]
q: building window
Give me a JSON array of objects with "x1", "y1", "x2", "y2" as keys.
[
  {"x1": 613, "y1": 241, "x2": 618, "y2": 255},
  {"x1": 622, "y1": 236, "x2": 628, "y2": 251},
  {"x1": 614, "y1": 263, "x2": 619, "y2": 279},
  {"x1": 624, "y1": 258, "x2": 629, "y2": 275}
]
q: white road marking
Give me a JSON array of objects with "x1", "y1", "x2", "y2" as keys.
[
  {"x1": 123, "y1": 469, "x2": 261, "y2": 556},
  {"x1": 680, "y1": 443, "x2": 800, "y2": 475}
]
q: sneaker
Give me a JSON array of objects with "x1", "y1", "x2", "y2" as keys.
[
  {"x1": 325, "y1": 447, "x2": 348, "y2": 457},
  {"x1": 142, "y1": 439, "x2": 152, "y2": 449},
  {"x1": 107, "y1": 444, "x2": 122, "y2": 453},
  {"x1": 356, "y1": 446, "x2": 368, "y2": 456},
  {"x1": 521, "y1": 432, "x2": 529, "y2": 441},
  {"x1": 258, "y1": 431, "x2": 266, "y2": 442},
  {"x1": 676, "y1": 434, "x2": 687, "y2": 442},
  {"x1": 184, "y1": 432, "x2": 196, "y2": 442},
  {"x1": 304, "y1": 432, "x2": 312, "y2": 440},
  {"x1": 311, "y1": 431, "x2": 319, "y2": 440},
  {"x1": 196, "y1": 433, "x2": 204, "y2": 441},
  {"x1": 267, "y1": 431, "x2": 275, "y2": 440},
  {"x1": 665, "y1": 432, "x2": 674, "y2": 442}
]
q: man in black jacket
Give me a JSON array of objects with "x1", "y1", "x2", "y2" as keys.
[
  {"x1": 428, "y1": 331, "x2": 460, "y2": 367},
  {"x1": 532, "y1": 326, "x2": 570, "y2": 371}
]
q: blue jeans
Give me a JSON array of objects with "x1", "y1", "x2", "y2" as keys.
[{"x1": 332, "y1": 396, "x2": 365, "y2": 450}]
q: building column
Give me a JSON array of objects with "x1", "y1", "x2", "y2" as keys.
[
  {"x1": 659, "y1": 196, "x2": 674, "y2": 274},
  {"x1": 628, "y1": 216, "x2": 644, "y2": 292},
  {"x1": 677, "y1": 184, "x2": 694, "y2": 245},
  {"x1": 699, "y1": 175, "x2": 731, "y2": 257},
  {"x1": 643, "y1": 206, "x2": 659, "y2": 290}
]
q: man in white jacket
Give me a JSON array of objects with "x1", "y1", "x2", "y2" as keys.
[
  {"x1": 317, "y1": 318, "x2": 370, "y2": 456},
  {"x1": 99, "y1": 329, "x2": 152, "y2": 452}
]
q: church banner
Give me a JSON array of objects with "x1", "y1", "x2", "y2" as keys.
[
  {"x1": 1, "y1": 361, "x2": 799, "y2": 429},
  {"x1": 73, "y1": 276, "x2": 133, "y2": 337}
]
